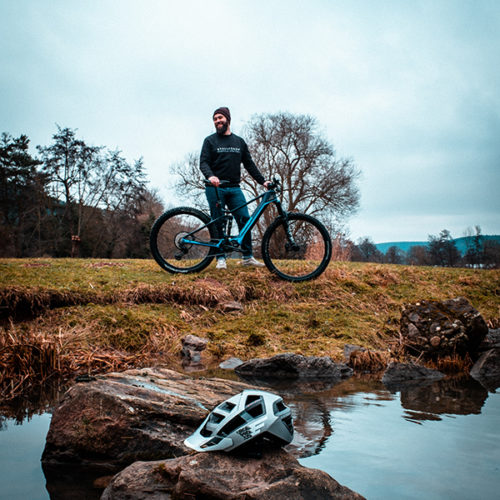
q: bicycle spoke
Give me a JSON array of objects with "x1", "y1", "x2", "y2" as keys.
[
  {"x1": 150, "y1": 207, "x2": 215, "y2": 273},
  {"x1": 262, "y1": 213, "x2": 331, "y2": 281}
]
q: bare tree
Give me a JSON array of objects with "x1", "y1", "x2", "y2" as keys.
[
  {"x1": 428, "y1": 229, "x2": 461, "y2": 267},
  {"x1": 170, "y1": 113, "x2": 360, "y2": 240},
  {"x1": 350, "y1": 237, "x2": 383, "y2": 263},
  {"x1": 463, "y1": 225, "x2": 483, "y2": 268},
  {"x1": 407, "y1": 245, "x2": 431, "y2": 266},
  {"x1": 384, "y1": 245, "x2": 405, "y2": 264},
  {"x1": 170, "y1": 152, "x2": 206, "y2": 209},
  {"x1": 243, "y1": 113, "x2": 360, "y2": 232}
]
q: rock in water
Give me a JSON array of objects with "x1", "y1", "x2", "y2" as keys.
[
  {"x1": 101, "y1": 449, "x2": 365, "y2": 500},
  {"x1": 236, "y1": 353, "x2": 353, "y2": 380},
  {"x1": 382, "y1": 362, "x2": 444, "y2": 391},
  {"x1": 42, "y1": 367, "x2": 255, "y2": 468}
]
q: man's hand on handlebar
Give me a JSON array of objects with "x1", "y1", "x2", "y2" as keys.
[
  {"x1": 206, "y1": 177, "x2": 274, "y2": 190},
  {"x1": 208, "y1": 176, "x2": 220, "y2": 187}
]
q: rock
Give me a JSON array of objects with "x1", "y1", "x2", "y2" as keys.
[
  {"x1": 382, "y1": 362, "x2": 444, "y2": 391},
  {"x1": 343, "y1": 344, "x2": 366, "y2": 362},
  {"x1": 221, "y1": 300, "x2": 244, "y2": 312},
  {"x1": 42, "y1": 367, "x2": 255, "y2": 468},
  {"x1": 181, "y1": 334, "x2": 208, "y2": 363},
  {"x1": 470, "y1": 347, "x2": 500, "y2": 391},
  {"x1": 478, "y1": 329, "x2": 500, "y2": 352},
  {"x1": 219, "y1": 357, "x2": 244, "y2": 369},
  {"x1": 235, "y1": 353, "x2": 353, "y2": 380},
  {"x1": 399, "y1": 297, "x2": 488, "y2": 358},
  {"x1": 101, "y1": 449, "x2": 365, "y2": 500}
]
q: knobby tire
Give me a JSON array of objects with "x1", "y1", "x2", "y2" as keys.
[
  {"x1": 150, "y1": 207, "x2": 216, "y2": 274},
  {"x1": 262, "y1": 212, "x2": 332, "y2": 282}
]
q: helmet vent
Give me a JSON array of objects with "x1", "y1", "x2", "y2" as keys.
[
  {"x1": 246, "y1": 403, "x2": 264, "y2": 418},
  {"x1": 219, "y1": 401, "x2": 236, "y2": 412},
  {"x1": 273, "y1": 400, "x2": 287, "y2": 414},
  {"x1": 200, "y1": 424, "x2": 212, "y2": 437},
  {"x1": 283, "y1": 415, "x2": 293, "y2": 434},
  {"x1": 220, "y1": 415, "x2": 246, "y2": 436},
  {"x1": 208, "y1": 412, "x2": 225, "y2": 424},
  {"x1": 245, "y1": 394, "x2": 261, "y2": 406}
]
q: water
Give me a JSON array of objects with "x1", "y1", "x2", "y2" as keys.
[
  {"x1": 1, "y1": 377, "x2": 499, "y2": 499},
  {"x1": 298, "y1": 387, "x2": 500, "y2": 499},
  {"x1": 0, "y1": 413, "x2": 50, "y2": 500}
]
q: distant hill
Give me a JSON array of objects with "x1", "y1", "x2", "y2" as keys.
[{"x1": 375, "y1": 235, "x2": 500, "y2": 255}]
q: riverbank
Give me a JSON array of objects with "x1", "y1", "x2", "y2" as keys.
[{"x1": 1, "y1": 258, "x2": 499, "y2": 399}]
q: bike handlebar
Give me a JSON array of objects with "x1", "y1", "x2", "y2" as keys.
[{"x1": 203, "y1": 177, "x2": 281, "y2": 192}]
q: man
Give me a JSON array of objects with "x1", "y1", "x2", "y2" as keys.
[{"x1": 200, "y1": 107, "x2": 270, "y2": 269}]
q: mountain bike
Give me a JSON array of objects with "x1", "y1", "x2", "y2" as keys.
[{"x1": 150, "y1": 178, "x2": 332, "y2": 282}]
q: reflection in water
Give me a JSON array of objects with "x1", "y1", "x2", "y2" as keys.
[
  {"x1": 258, "y1": 376, "x2": 492, "y2": 460},
  {"x1": 42, "y1": 463, "x2": 113, "y2": 500},
  {"x1": 0, "y1": 381, "x2": 67, "y2": 424},
  {"x1": 399, "y1": 377, "x2": 489, "y2": 423},
  {"x1": 296, "y1": 379, "x2": 500, "y2": 500}
]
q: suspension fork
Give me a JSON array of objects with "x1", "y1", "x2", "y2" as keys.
[{"x1": 274, "y1": 199, "x2": 297, "y2": 248}]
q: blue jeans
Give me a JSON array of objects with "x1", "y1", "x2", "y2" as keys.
[{"x1": 205, "y1": 185, "x2": 252, "y2": 259}]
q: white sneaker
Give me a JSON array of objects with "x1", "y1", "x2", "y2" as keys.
[
  {"x1": 216, "y1": 258, "x2": 227, "y2": 270},
  {"x1": 240, "y1": 256, "x2": 265, "y2": 267}
]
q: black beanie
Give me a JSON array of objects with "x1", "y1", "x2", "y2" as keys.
[{"x1": 213, "y1": 107, "x2": 231, "y2": 123}]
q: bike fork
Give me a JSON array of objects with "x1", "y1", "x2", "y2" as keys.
[{"x1": 280, "y1": 212, "x2": 300, "y2": 252}]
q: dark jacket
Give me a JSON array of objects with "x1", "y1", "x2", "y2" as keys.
[{"x1": 200, "y1": 133, "x2": 265, "y2": 186}]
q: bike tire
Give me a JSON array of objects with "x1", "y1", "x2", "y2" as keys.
[
  {"x1": 262, "y1": 212, "x2": 332, "y2": 282},
  {"x1": 150, "y1": 206, "x2": 216, "y2": 274}
]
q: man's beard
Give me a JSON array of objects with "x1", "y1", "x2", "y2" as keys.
[{"x1": 216, "y1": 122, "x2": 228, "y2": 135}]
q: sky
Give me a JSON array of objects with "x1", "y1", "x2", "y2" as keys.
[{"x1": 1, "y1": 0, "x2": 499, "y2": 243}]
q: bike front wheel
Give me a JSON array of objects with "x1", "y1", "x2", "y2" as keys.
[
  {"x1": 262, "y1": 212, "x2": 332, "y2": 282},
  {"x1": 150, "y1": 207, "x2": 216, "y2": 274}
]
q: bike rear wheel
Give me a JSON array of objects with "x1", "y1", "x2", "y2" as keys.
[
  {"x1": 262, "y1": 212, "x2": 332, "y2": 282},
  {"x1": 150, "y1": 207, "x2": 216, "y2": 273}
]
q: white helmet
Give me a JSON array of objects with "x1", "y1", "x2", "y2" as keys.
[{"x1": 184, "y1": 389, "x2": 293, "y2": 452}]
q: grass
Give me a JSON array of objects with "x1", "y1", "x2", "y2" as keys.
[{"x1": 1, "y1": 258, "x2": 499, "y2": 399}]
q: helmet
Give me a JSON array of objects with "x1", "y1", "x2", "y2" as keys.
[{"x1": 184, "y1": 389, "x2": 293, "y2": 452}]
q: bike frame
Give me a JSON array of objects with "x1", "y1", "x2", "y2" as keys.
[{"x1": 180, "y1": 186, "x2": 285, "y2": 254}]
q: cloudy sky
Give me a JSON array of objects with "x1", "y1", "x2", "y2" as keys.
[{"x1": 2, "y1": 0, "x2": 499, "y2": 243}]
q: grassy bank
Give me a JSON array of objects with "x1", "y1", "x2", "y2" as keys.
[{"x1": 1, "y1": 258, "x2": 499, "y2": 399}]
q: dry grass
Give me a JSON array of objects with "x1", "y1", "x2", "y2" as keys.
[
  {"x1": 426, "y1": 353, "x2": 474, "y2": 376},
  {"x1": 348, "y1": 349, "x2": 392, "y2": 373},
  {"x1": 0, "y1": 322, "x2": 141, "y2": 400}
]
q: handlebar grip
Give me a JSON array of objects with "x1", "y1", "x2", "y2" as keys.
[{"x1": 204, "y1": 179, "x2": 231, "y2": 187}]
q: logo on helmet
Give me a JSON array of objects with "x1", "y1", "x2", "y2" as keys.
[{"x1": 237, "y1": 426, "x2": 253, "y2": 440}]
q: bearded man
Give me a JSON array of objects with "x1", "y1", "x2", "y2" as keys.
[{"x1": 200, "y1": 107, "x2": 270, "y2": 269}]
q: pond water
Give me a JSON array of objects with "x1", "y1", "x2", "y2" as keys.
[{"x1": 1, "y1": 377, "x2": 499, "y2": 499}]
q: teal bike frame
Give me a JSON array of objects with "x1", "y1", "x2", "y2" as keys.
[{"x1": 179, "y1": 182, "x2": 287, "y2": 257}]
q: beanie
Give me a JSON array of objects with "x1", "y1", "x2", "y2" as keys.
[{"x1": 213, "y1": 107, "x2": 231, "y2": 123}]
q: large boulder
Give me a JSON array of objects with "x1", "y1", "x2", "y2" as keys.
[
  {"x1": 101, "y1": 449, "x2": 365, "y2": 500},
  {"x1": 42, "y1": 367, "x2": 255, "y2": 468},
  {"x1": 382, "y1": 362, "x2": 444, "y2": 391},
  {"x1": 235, "y1": 353, "x2": 353, "y2": 380},
  {"x1": 471, "y1": 329, "x2": 500, "y2": 390},
  {"x1": 477, "y1": 328, "x2": 500, "y2": 352},
  {"x1": 399, "y1": 297, "x2": 488, "y2": 358}
]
